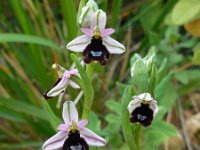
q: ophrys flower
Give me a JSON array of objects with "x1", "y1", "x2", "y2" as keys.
[
  {"x1": 128, "y1": 93, "x2": 159, "y2": 127},
  {"x1": 67, "y1": 10, "x2": 125, "y2": 65},
  {"x1": 43, "y1": 64, "x2": 80, "y2": 99},
  {"x1": 42, "y1": 101, "x2": 106, "y2": 150}
]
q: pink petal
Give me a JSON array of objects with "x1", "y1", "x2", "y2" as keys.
[
  {"x1": 90, "y1": 10, "x2": 106, "y2": 30},
  {"x1": 81, "y1": 28, "x2": 93, "y2": 36},
  {"x1": 63, "y1": 70, "x2": 71, "y2": 79},
  {"x1": 150, "y1": 103, "x2": 159, "y2": 116},
  {"x1": 100, "y1": 28, "x2": 115, "y2": 37},
  {"x1": 77, "y1": 120, "x2": 88, "y2": 130},
  {"x1": 42, "y1": 131, "x2": 68, "y2": 150},
  {"x1": 68, "y1": 80, "x2": 80, "y2": 89},
  {"x1": 127, "y1": 99, "x2": 142, "y2": 114},
  {"x1": 150, "y1": 100, "x2": 157, "y2": 105},
  {"x1": 80, "y1": 128, "x2": 106, "y2": 146},
  {"x1": 62, "y1": 101, "x2": 78, "y2": 123},
  {"x1": 66, "y1": 35, "x2": 90, "y2": 52},
  {"x1": 68, "y1": 69, "x2": 79, "y2": 75},
  {"x1": 133, "y1": 96, "x2": 140, "y2": 100},
  {"x1": 57, "y1": 124, "x2": 70, "y2": 132},
  {"x1": 46, "y1": 77, "x2": 69, "y2": 98}
]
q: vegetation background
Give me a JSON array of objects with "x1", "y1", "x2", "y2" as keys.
[{"x1": 0, "y1": 0, "x2": 200, "y2": 150}]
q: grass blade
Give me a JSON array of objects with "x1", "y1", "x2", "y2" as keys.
[{"x1": 0, "y1": 33, "x2": 61, "y2": 51}]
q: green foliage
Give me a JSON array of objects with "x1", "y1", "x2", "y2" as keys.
[
  {"x1": 0, "y1": 0, "x2": 200, "y2": 149},
  {"x1": 42, "y1": 99, "x2": 61, "y2": 131},
  {"x1": 171, "y1": 0, "x2": 200, "y2": 25},
  {"x1": 0, "y1": 33, "x2": 61, "y2": 51},
  {"x1": 121, "y1": 87, "x2": 135, "y2": 149}
]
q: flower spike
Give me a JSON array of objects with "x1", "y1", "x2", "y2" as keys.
[
  {"x1": 43, "y1": 64, "x2": 80, "y2": 100},
  {"x1": 42, "y1": 101, "x2": 106, "y2": 150},
  {"x1": 127, "y1": 93, "x2": 159, "y2": 127},
  {"x1": 67, "y1": 9, "x2": 125, "y2": 65}
]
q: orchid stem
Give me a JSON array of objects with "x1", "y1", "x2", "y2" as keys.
[
  {"x1": 134, "y1": 123, "x2": 141, "y2": 150},
  {"x1": 86, "y1": 63, "x2": 94, "y2": 81},
  {"x1": 82, "y1": 63, "x2": 94, "y2": 119}
]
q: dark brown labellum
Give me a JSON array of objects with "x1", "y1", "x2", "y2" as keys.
[
  {"x1": 83, "y1": 37, "x2": 110, "y2": 65},
  {"x1": 62, "y1": 130, "x2": 89, "y2": 150},
  {"x1": 130, "y1": 103, "x2": 153, "y2": 127}
]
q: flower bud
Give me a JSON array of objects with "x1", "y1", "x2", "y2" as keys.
[{"x1": 79, "y1": 0, "x2": 99, "y2": 27}]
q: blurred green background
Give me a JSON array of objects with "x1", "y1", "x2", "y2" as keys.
[{"x1": 0, "y1": 0, "x2": 200, "y2": 149}]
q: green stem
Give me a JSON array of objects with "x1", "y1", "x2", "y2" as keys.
[
  {"x1": 70, "y1": 54, "x2": 94, "y2": 119},
  {"x1": 86, "y1": 63, "x2": 94, "y2": 81},
  {"x1": 77, "y1": 0, "x2": 95, "y2": 119},
  {"x1": 135, "y1": 123, "x2": 141, "y2": 150},
  {"x1": 82, "y1": 63, "x2": 94, "y2": 118}
]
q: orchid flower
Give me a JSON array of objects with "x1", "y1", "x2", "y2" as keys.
[
  {"x1": 42, "y1": 101, "x2": 106, "y2": 150},
  {"x1": 127, "y1": 93, "x2": 159, "y2": 127},
  {"x1": 67, "y1": 9, "x2": 125, "y2": 65},
  {"x1": 43, "y1": 64, "x2": 80, "y2": 99}
]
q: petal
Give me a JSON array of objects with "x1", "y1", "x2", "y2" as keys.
[
  {"x1": 77, "y1": 120, "x2": 88, "y2": 130},
  {"x1": 62, "y1": 101, "x2": 78, "y2": 123},
  {"x1": 57, "y1": 124, "x2": 70, "y2": 132},
  {"x1": 149, "y1": 103, "x2": 159, "y2": 116},
  {"x1": 42, "y1": 131, "x2": 68, "y2": 150},
  {"x1": 100, "y1": 28, "x2": 115, "y2": 37},
  {"x1": 127, "y1": 99, "x2": 142, "y2": 114},
  {"x1": 79, "y1": 6, "x2": 95, "y2": 27},
  {"x1": 90, "y1": 9, "x2": 106, "y2": 29},
  {"x1": 44, "y1": 78, "x2": 68, "y2": 99},
  {"x1": 103, "y1": 36, "x2": 125, "y2": 54},
  {"x1": 69, "y1": 80, "x2": 80, "y2": 89},
  {"x1": 68, "y1": 69, "x2": 79, "y2": 76},
  {"x1": 138, "y1": 93, "x2": 153, "y2": 101},
  {"x1": 81, "y1": 28, "x2": 93, "y2": 36},
  {"x1": 80, "y1": 128, "x2": 106, "y2": 146},
  {"x1": 66, "y1": 35, "x2": 90, "y2": 52}
]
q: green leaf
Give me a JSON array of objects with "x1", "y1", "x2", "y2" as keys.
[
  {"x1": 105, "y1": 100, "x2": 121, "y2": 115},
  {"x1": 60, "y1": 0, "x2": 77, "y2": 41},
  {"x1": 157, "y1": 58, "x2": 168, "y2": 83},
  {"x1": 105, "y1": 114, "x2": 121, "y2": 123},
  {"x1": 144, "y1": 130, "x2": 167, "y2": 149},
  {"x1": 1, "y1": 141, "x2": 42, "y2": 149},
  {"x1": 0, "y1": 108, "x2": 26, "y2": 123},
  {"x1": 151, "y1": 121, "x2": 178, "y2": 137},
  {"x1": 148, "y1": 65, "x2": 157, "y2": 95},
  {"x1": 121, "y1": 86, "x2": 135, "y2": 150},
  {"x1": 0, "y1": 33, "x2": 61, "y2": 51},
  {"x1": 42, "y1": 99, "x2": 61, "y2": 131},
  {"x1": 131, "y1": 59, "x2": 149, "y2": 93},
  {"x1": 192, "y1": 43, "x2": 200, "y2": 65},
  {"x1": 0, "y1": 97, "x2": 46, "y2": 120},
  {"x1": 155, "y1": 72, "x2": 173, "y2": 101},
  {"x1": 156, "y1": 84, "x2": 177, "y2": 119},
  {"x1": 172, "y1": 0, "x2": 200, "y2": 25},
  {"x1": 144, "y1": 120, "x2": 178, "y2": 149}
]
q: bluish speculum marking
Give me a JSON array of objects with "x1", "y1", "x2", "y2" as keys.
[
  {"x1": 70, "y1": 145, "x2": 82, "y2": 150},
  {"x1": 90, "y1": 51, "x2": 103, "y2": 57},
  {"x1": 137, "y1": 114, "x2": 147, "y2": 121}
]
